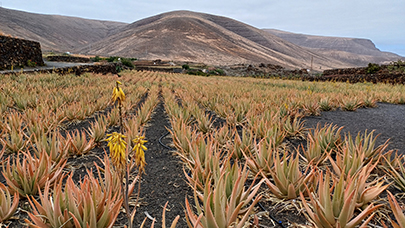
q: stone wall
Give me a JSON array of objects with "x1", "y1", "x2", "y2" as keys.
[
  {"x1": 323, "y1": 67, "x2": 367, "y2": 76},
  {"x1": 47, "y1": 55, "x2": 91, "y2": 63},
  {"x1": 307, "y1": 63, "x2": 405, "y2": 84},
  {"x1": 302, "y1": 73, "x2": 405, "y2": 84},
  {"x1": 0, "y1": 35, "x2": 44, "y2": 70},
  {"x1": 223, "y1": 63, "x2": 308, "y2": 77}
]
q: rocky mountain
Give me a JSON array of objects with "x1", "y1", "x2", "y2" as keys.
[
  {"x1": 75, "y1": 10, "x2": 353, "y2": 69},
  {"x1": 0, "y1": 7, "x2": 126, "y2": 52},
  {"x1": 1, "y1": 7, "x2": 403, "y2": 69},
  {"x1": 264, "y1": 29, "x2": 403, "y2": 66}
]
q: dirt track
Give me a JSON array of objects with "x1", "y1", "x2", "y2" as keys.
[{"x1": 0, "y1": 60, "x2": 93, "y2": 74}]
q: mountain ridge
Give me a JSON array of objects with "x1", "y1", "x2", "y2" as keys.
[
  {"x1": 264, "y1": 29, "x2": 403, "y2": 65},
  {"x1": 76, "y1": 10, "x2": 353, "y2": 69},
  {"x1": 0, "y1": 7, "x2": 127, "y2": 52},
  {"x1": 1, "y1": 7, "x2": 403, "y2": 69}
]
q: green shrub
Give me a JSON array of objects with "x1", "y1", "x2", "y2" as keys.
[
  {"x1": 27, "y1": 60, "x2": 37, "y2": 67},
  {"x1": 187, "y1": 70, "x2": 207, "y2": 76},
  {"x1": 115, "y1": 65, "x2": 123, "y2": 73},
  {"x1": 121, "y1": 58, "x2": 134, "y2": 68},
  {"x1": 366, "y1": 63, "x2": 380, "y2": 74},
  {"x1": 107, "y1": 56, "x2": 119, "y2": 62},
  {"x1": 387, "y1": 60, "x2": 405, "y2": 73},
  {"x1": 182, "y1": 64, "x2": 190, "y2": 70},
  {"x1": 93, "y1": 56, "x2": 101, "y2": 62},
  {"x1": 215, "y1": 69, "x2": 225, "y2": 75}
]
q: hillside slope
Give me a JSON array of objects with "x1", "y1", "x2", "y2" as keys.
[
  {"x1": 1, "y1": 7, "x2": 402, "y2": 69},
  {"x1": 0, "y1": 7, "x2": 127, "y2": 52},
  {"x1": 76, "y1": 11, "x2": 352, "y2": 69},
  {"x1": 264, "y1": 29, "x2": 403, "y2": 66}
]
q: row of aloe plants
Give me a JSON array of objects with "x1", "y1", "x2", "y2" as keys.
[
  {"x1": 0, "y1": 70, "x2": 166, "y2": 226},
  {"x1": 163, "y1": 73, "x2": 405, "y2": 227},
  {"x1": 1, "y1": 70, "x2": 405, "y2": 227}
]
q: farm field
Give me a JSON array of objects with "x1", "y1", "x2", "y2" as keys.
[{"x1": 0, "y1": 70, "x2": 405, "y2": 227}]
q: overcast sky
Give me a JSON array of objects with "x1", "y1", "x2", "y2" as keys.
[{"x1": 2, "y1": 0, "x2": 405, "y2": 56}]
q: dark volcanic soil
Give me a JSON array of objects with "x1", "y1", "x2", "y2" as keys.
[
  {"x1": 123, "y1": 92, "x2": 191, "y2": 228},
  {"x1": 304, "y1": 102, "x2": 405, "y2": 155},
  {"x1": 2, "y1": 98, "x2": 405, "y2": 227}
]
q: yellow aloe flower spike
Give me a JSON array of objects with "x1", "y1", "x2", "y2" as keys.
[
  {"x1": 112, "y1": 81, "x2": 125, "y2": 104},
  {"x1": 132, "y1": 135, "x2": 147, "y2": 174},
  {"x1": 106, "y1": 132, "x2": 127, "y2": 172}
]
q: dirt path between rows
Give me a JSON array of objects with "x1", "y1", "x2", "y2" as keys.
[{"x1": 125, "y1": 91, "x2": 191, "y2": 227}]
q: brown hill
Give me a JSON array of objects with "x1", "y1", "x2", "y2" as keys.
[
  {"x1": 0, "y1": 7, "x2": 127, "y2": 52},
  {"x1": 264, "y1": 29, "x2": 404, "y2": 66},
  {"x1": 76, "y1": 11, "x2": 353, "y2": 69},
  {"x1": 2, "y1": 8, "x2": 402, "y2": 69}
]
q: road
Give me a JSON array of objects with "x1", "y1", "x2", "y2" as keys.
[{"x1": 0, "y1": 60, "x2": 93, "y2": 74}]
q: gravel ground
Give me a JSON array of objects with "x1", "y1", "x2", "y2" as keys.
[{"x1": 304, "y1": 102, "x2": 405, "y2": 155}]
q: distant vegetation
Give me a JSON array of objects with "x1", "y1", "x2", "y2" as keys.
[
  {"x1": 90, "y1": 56, "x2": 137, "y2": 68},
  {"x1": 366, "y1": 63, "x2": 381, "y2": 74},
  {"x1": 26, "y1": 59, "x2": 37, "y2": 67},
  {"x1": 387, "y1": 60, "x2": 405, "y2": 73},
  {"x1": 186, "y1": 68, "x2": 226, "y2": 76},
  {"x1": 92, "y1": 56, "x2": 101, "y2": 62},
  {"x1": 366, "y1": 61, "x2": 405, "y2": 74}
]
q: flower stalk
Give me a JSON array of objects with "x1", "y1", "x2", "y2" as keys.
[{"x1": 106, "y1": 81, "x2": 147, "y2": 228}]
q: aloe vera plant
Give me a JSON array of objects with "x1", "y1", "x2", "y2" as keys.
[
  {"x1": 183, "y1": 135, "x2": 222, "y2": 192},
  {"x1": 88, "y1": 116, "x2": 108, "y2": 144},
  {"x1": 0, "y1": 182, "x2": 19, "y2": 222},
  {"x1": 212, "y1": 125, "x2": 231, "y2": 146},
  {"x1": 0, "y1": 127, "x2": 29, "y2": 154},
  {"x1": 319, "y1": 97, "x2": 335, "y2": 111},
  {"x1": 26, "y1": 173, "x2": 122, "y2": 228},
  {"x1": 383, "y1": 153, "x2": 405, "y2": 192},
  {"x1": 244, "y1": 139, "x2": 277, "y2": 176},
  {"x1": 124, "y1": 116, "x2": 144, "y2": 146},
  {"x1": 308, "y1": 123, "x2": 343, "y2": 156},
  {"x1": 264, "y1": 151, "x2": 316, "y2": 199},
  {"x1": 3, "y1": 151, "x2": 66, "y2": 197},
  {"x1": 345, "y1": 130, "x2": 389, "y2": 162},
  {"x1": 185, "y1": 163, "x2": 263, "y2": 228},
  {"x1": 168, "y1": 119, "x2": 198, "y2": 155},
  {"x1": 229, "y1": 128, "x2": 255, "y2": 160},
  {"x1": 328, "y1": 138, "x2": 372, "y2": 178},
  {"x1": 67, "y1": 129, "x2": 95, "y2": 156},
  {"x1": 283, "y1": 116, "x2": 306, "y2": 138},
  {"x1": 300, "y1": 171, "x2": 382, "y2": 228},
  {"x1": 32, "y1": 131, "x2": 69, "y2": 163},
  {"x1": 350, "y1": 163, "x2": 389, "y2": 208},
  {"x1": 385, "y1": 191, "x2": 405, "y2": 228},
  {"x1": 341, "y1": 96, "x2": 363, "y2": 111}
]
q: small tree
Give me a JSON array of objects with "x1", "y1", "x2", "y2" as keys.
[
  {"x1": 182, "y1": 64, "x2": 190, "y2": 70},
  {"x1": 93, "y1": 56, "x2": 101, "y2": 62}
]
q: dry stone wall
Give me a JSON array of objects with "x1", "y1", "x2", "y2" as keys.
[
  {"x1": 302, "y1": 72, "x2": 405, "y2": 84},
  {"x1": 304, "y1": 63, "x2": 405, "y2": 84},
  {"x1": 323, "y1": 67, "x2": 367, "y2": 76},
  {"x1": 0, "y1": 35, "x2": 44, "y2": 70},
  {"x1": 47, "y1": 55, "x2": 91, "y2": 63}
]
